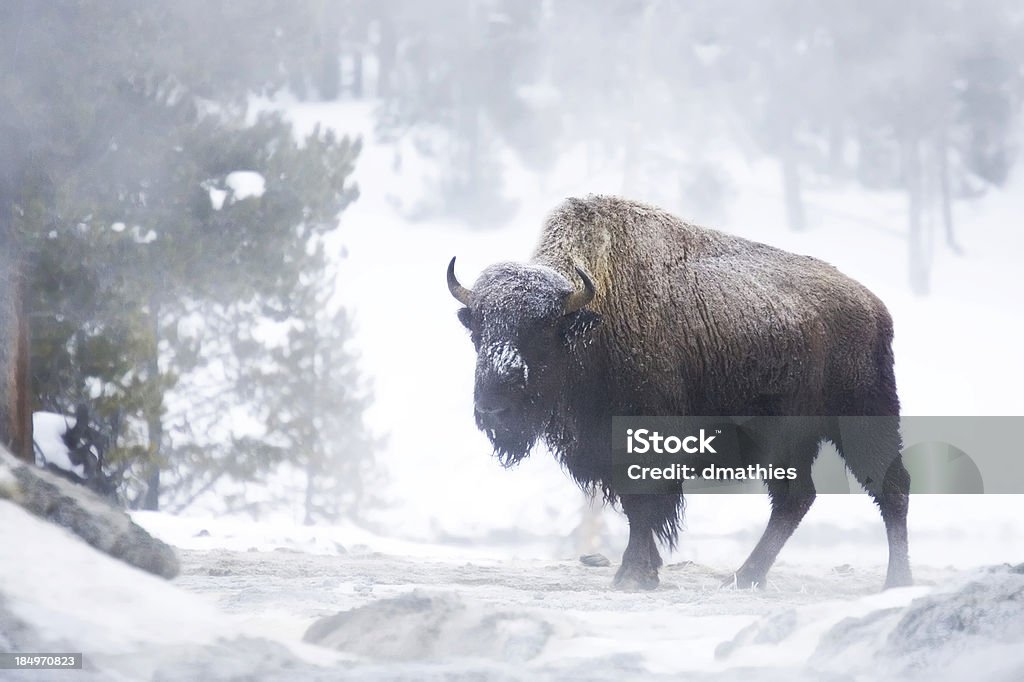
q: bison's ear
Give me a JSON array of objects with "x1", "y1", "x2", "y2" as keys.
[
  {"x1": 562, "y1": 309, "x2": 601, "y2": 342},
  {"x1": 457, "y1": 307, "x2": 473, "y2": 329}
]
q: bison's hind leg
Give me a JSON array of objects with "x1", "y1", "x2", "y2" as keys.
[
  {"x1": 613, "y1": 494, "x2": 680, "y2": 591},
  {"x1": 875, "y1": 461, "x2": 913, "y2": 588},
  {"x1": 834, "y1": 417, "x2": 912, "y2": 589}
]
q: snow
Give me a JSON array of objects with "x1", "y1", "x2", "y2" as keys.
[
  {"x1": 483, "y1": 340, "x2": 527, "y2": 383},
  {"x1": 1, "y1": 489, "x2": 1018, "y2": 679},
  {"x1": 32, "y1": 411, "x2": 83, "y2": 479},
  {"x1": 131, "y1": 510, "x2": 512, "y2": 562},
  {"x1": 131, "y1": 225, "x2": 157, "y2": 244},
  {"x1": 0, "y1": 501, "x2": 344, "y2": 679},
  {"x1": 206, "y1": 171, "x2": 266, "y2": 211},
  {"x1": 208, "y1": 187, "x2": 228, "y2": 211},
  {"x1": 11, "y1": 500, "x2": 1003, "y2": 680},
  {"x1": 1, "y1": 502, "x2": 223, "y2": 652},
  {"x1": 225, "y1": 170, "x2": 266, "y2": 200}
]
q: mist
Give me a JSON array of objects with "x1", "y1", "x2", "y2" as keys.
[{"x1": 1, "y1": 2, "x2": 1023, "y2": 680}]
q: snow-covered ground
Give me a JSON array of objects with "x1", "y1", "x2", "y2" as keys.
[{"x1": 3, "y1": 501, "x2": 1021, "y2": 680}]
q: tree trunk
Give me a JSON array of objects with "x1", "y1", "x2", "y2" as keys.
[
  {"x1": 828, "y1": 121, "x2": 845, "y2": 176},
  {"x1": 0, "y1": 179, "x2": 32, "y2": 462},
  {"x1": 937, "y1": 129, "x2": 962, "y2": 255},
  {"x1": 141, "y1": 299, "x2": 162, "y2": 510},
  {"x1": 351, "y1": 51, "x2": 364, "y2": 99},
  {"x1": 15, "y1": 275, "x2": 30, "y2": 459},
  {"x1": 0, "y1": 252, "x2": 22, "y2": 456},
  {"x1": 304, "y1": 460, "x2": 316, "y2": 526},
  {"x1": 905, "y1": 137, "x2": 930, "y2": 295},
  {"x1": 141, "y1": 417, "x2": 161, "y2": 510},
  {"x1": 317, "y1": 1, "x2": 341, "y2": 101},
  {"x1": 376, "y1": 9, "x2": 397, "y2": 98},
  {"x1": 319, "y1": 47, "x2": 340, "y2": 101},
  {"x1": 304, "y1": 328, "x2": 320, "y2": 526}
]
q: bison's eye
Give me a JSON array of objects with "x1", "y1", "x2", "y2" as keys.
[
  {"x1": 561, "y1": 309, "x2": 602, "y2": 342},
  {"x1": 456, "y1": 307, "x2": 473, "y2": 330}
]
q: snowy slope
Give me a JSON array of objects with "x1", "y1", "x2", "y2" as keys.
[{"x1": 0, "y1": 501, "x2": 344, "y2": 681}]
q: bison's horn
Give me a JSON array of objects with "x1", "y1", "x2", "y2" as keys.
[
  {"x1": 565, "y1": 265, "x2": 596, "y2": 313},
  {"x1": 447, "y1": 257, "x2": 473, "y2": 306}
]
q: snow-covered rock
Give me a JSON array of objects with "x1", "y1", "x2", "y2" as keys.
[
  {"x1": 814, "y1": 564, "x2": 1024, "y2": 680},
  {"x1": 717, "y1": 564, "x2": 1024, "y2": 681},
  {"x1": 304, "y1": 590, "x2": 559, "y2": 663},
  {"x1": 0, "y1": 446, "x2": 178, "y2": 578}
]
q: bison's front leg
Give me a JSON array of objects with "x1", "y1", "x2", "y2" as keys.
[
  {"x1": 613, "y1": 494, "x2": 675, "y2": 591},
  {"x1": 730, "y1": 476, "x2": 816, "y2": 589}
]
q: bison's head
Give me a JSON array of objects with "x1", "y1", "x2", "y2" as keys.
[{"x1": 448, "y1": 258, "x2": 602, "y2": 466}]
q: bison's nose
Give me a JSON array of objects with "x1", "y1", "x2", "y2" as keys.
[{"x1": 475, "y1": 392, "x2": 511, "y2": 424}]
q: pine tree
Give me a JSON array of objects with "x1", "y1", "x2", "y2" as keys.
[
  {"x1": 246, "y1": 254, "x2": 380, "y2": 524},
  {"x1": 2, "y1": 2, "x2": 370, "y2": 508}
]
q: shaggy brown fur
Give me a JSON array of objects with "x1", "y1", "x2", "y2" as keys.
[{"x1": 451, "y1": 194, "x2": 911, "y2": 591}]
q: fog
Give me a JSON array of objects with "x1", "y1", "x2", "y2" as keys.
[{"x1": 2, "y1": 2, "x2": 1024, "y2": 678}]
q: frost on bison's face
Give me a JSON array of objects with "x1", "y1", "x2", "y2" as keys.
[{"x1": 448, "y1": 258, "x2": 601, "y2": 466}]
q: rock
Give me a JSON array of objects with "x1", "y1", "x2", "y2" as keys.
[
  {"x1": 716, "y1": 609, "x2": 798, "y2": 659},
  {"x1": 812, "y1": 565, "x2": 1024, "y2": 680},
  {"x1": 304, "y1": 590, "x2": 556, "y2": 663},
  {"x1": 880, "y1": 566, "x2": 1024, "y2": 666},
  {"x1": 0, "y1": 446, "x2": 178, "y2": 578},
  {"x1": 580, "y1": 553, "x2": 611, "y2": 567}
]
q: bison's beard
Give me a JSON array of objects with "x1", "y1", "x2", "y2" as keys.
[
  {"x1": 477, "y1": 417, "x2": 540, "y2": 468},
  {"x1": 491, "y1": 435, "x2": 537, "y2": 468}
]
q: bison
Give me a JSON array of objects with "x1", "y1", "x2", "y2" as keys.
[{"x1": 447, "y1": 195, "x2": 911, "y2": 591}]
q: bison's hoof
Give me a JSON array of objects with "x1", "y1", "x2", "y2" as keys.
[
  {"x1": 883, "y1": 572, "x2": 914, "y2": 590},
  {"x1": 612, "y1": 564, "x2": 659, "y2": 591}
]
